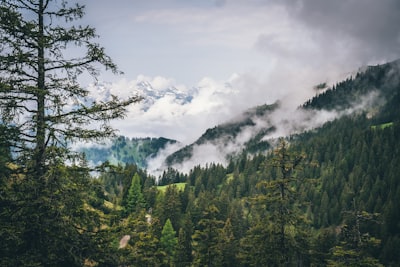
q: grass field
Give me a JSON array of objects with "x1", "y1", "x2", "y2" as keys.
[
  {"x1": 156, "y1": 182, "x2": 187, "y2": 192},
  {"x1": 371, "y1": 122, "x2": 393, "y2": 130}
]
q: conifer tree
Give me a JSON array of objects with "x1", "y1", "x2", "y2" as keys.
[
  {"x1": 0, "y1": 1, "x2": 139, "y2": 265},
  {"x1": 249, "y1": 138, "x2": 310, "y2": 266},
  {"x1": 119, "y1": 211, "x2": 162, "y2": 266},
  {"x1": 126, "y1": 173, "x2": 146, "y2": 213},
  {"x1": 328, "y1": 199, "x2": 382, "y2": 266},
  {"x1": 0, "y1": 0, "x2": 140, "y2": 177},
  {"x1": 192, "y1": 204, "x2": 224, "y2": 266},
  {"x1": 218, "y1": 218, "x2": 238, "y2": 267},
  {"x1": 160, "y1": 218, "x2": 178, "y2": 265},
  {"x1": 174, "y1": 214, "x2": 194, "y2": 267}
]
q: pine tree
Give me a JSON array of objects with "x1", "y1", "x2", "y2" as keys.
[
  {"x1": 160, "y1": 218, "x2": 178, "y2": 265},
  {"x1": 249, "y1": 138, "x2": 311, "y2": 266},
  {"x1": 192, "y1": 204, "x2": 224, "y2": 266},
  {"x1": 119, "y1": 211, "x2": 162, "y2": 266},
  {"x1": 157, "y1": 184, "x2": 182, "y2": 229},
  {"x1": 328, "y1": 199, "x2": 382, "y2": 266},
  {"x1": 126, "y1": 173, "x2": 146, "y2": 213},
  {"x1": 219, "y1": 218, "x2": 238, "y2": 267},
  {"x1": 174, "y1": 214, "x2": 193, "y2": 267}
]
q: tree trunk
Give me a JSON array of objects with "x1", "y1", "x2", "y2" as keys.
[{"x1": 35, "y1": 0, "x2": 46, "y2": 178}]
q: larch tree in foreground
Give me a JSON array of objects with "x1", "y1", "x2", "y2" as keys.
[
  {"x1": 0, "y1": 0, "x2": 140, "y2": 177},
  {"x1": 0, "y1": 0, "x2": 140, "y2": 266}
]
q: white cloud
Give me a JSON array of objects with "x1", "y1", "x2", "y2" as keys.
[{"x1": 106, "y1": 75, "x2": 240, "y2": 143}]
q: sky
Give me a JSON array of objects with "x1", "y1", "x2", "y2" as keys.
[{"x1": 79, "y1": 0, "x2": 400, "y2": 144}]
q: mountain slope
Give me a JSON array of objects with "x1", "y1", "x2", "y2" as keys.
[
  {"x1": 165, "y1": 59, "x2": 400, "y2": 167},
  {"x1": 82, "y1": 136, "x2": 176, "y2": 169},
  {"x1": 165, "y1": 103, "x2": 278, "y2": 165},
  {"x1": 304, "y1": 59, "x2": 400, "y2": 114}
]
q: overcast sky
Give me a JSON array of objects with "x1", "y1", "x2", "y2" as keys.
[{"x1": 79, "y1": 0, "x2": 400, "y2": 143}]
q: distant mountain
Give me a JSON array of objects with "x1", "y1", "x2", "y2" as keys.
[
  {"x1": 165, "y1": 59, "x2": 400, "y2": 167},
  {"x1": 88, "y1": 80, "x2": 196, "y2": 112},
  {"x1": 136, "y1": 81, "x2": 195, "y2": 111},
  {"x1": 81, "y1": 136, "x2": 176, "y2": 169}
]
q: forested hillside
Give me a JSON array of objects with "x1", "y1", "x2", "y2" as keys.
[
  {"x1": 96, "y1": 120, "x2": 400, "y2": 265},
  {"x1": 82, "y1": 136, "x2": 176, "y2": 169}
]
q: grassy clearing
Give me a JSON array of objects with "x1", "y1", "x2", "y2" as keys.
[
  {"x1": 371, "y1": 122, "x2": 393, "y2": 130},
  {"x1": 157, "y1": 182, "x2": 187, "y2": 192}
]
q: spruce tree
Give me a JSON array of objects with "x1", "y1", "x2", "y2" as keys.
[
  {"x1": 328, "y1": 199, "x2": 382, "y2": 266},
  {"x1": 174, "y1": 214, "x2": 193, "y2": 267},
  {"x1": 248, "y1": 138, "x2": 311, "y2": 266},
  {"x1": 192, "y1": 204, "x2": 224, "y2": 266},
  {"x1": 160, "y1": 218, "x2": 178, "y2": 265},
  {"x1": 126, "y1": 173, "x2": 146, "y2": 213}
]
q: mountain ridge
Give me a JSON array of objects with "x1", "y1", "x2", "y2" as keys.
[{"x1": 164, "y1": 59, "x2": 400, "y2": 168}]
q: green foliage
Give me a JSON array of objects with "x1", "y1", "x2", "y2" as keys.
[
  {"x1": 126, "y1": 173, "x2": 146, "y2": 213},
  {"x1": 0, "y1": 164, "x2": 117, "y2": 266},
  {"x1": 192, "y1": 204, "x2": 224, "y2": 266},
  {"x1": 160, "y1": 219, "x2": 178, "y2": 265},
  {"x1": 218, "y1": 218, "x2": 239, "y2": 266},
  {"x1": 371, "y1": 122, "x2": 393, "y2": 130},
  {"x1": 243, "y1": 138, "x2": 311, "y2": 266},
  {"x1": 174, "y1": 215, "x2": 194, "y2": 267},
  {"x1": 327, "y1": 200, "x2": 382, "y2": 266},
  {"x1": 117, "y1": 212, "x2": 163, "y2": 266},
  {"x1": 156, "y1": 184, "x2": 183, "y2": 230}
]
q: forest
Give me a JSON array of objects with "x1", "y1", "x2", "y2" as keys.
[{"x1": 1, "y1": 0, "x2": 400, "y2": 266}]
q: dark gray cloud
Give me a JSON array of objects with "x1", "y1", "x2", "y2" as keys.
[{"x1": 285, "y1": 0, "x2": 400, "y2": 61}]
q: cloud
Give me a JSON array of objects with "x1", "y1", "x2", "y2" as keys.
[
  {"x1": 146, "y1": 141, "x2": 185, "y2": 177},
  {"x1": 105, "y1": 75, "x2": 240, "y2": 143},
  {"x1": 84, "y1": 0, "x2": 400, "y2": 86},
  {"x1": 280, "y1": 0, "x2": 400, "y2": 62}
]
